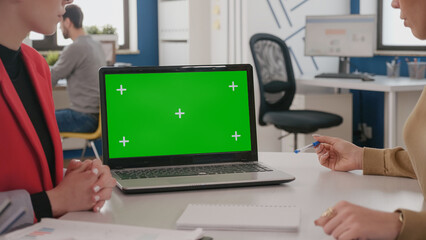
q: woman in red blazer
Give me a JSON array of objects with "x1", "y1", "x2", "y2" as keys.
[{"x1": 0, "y1": 0, "x2": 115, "y2": 223}]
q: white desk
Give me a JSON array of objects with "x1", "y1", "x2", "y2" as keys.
[
  {"x1": 298, "y1": 75, "x2": 426, "y2": 148},
  {"x1": 62, "y1": 152, "x2": 424, "y2": 240}
]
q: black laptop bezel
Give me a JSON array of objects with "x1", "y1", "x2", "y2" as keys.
[{"x1": 99, "y1": 64, "x2": 258, "y2": 169}]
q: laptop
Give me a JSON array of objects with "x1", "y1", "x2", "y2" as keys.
[{"x1": 99, "y1": 64, "x2": 295, "y2": 193}]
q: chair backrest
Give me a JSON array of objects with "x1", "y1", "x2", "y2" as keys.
[
  {"x1": 249, "y1": 33, "x2": 296, "y2": 126},
  {"x1": 90, "y1": 112, "x2": 102, "y2": 139}
]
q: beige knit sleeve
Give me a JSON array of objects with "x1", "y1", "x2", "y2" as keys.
[
  {"x1": 362, "y1": 147, "x2": 416, "y2": 179},
  {"x1": 396, "y1": 209, "x2": 426, "y2": 240}
]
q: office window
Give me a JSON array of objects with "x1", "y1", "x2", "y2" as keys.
[
  {"x1": 377, "y1": 0, "x2": 426, "y2": 51},
  {"x1": 31, "y1": 0, "x2": 129, "y2": 51}
]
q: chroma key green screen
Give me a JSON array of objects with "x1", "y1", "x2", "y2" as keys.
[{"x1": 104, "y1": 71, "x2": 252, "y2": 159}]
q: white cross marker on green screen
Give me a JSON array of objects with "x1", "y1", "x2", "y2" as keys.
[
  {"x1": 229, "y1": 81, "x2": 238, "y2": 91},
  {"x1": 119, "y1": 136, "x2": 129, "y2": 147},
  {"x1": 175, "y1": 108, "x2": 185, "y2": 118},
  {"x1": 116, "y1": 85, "x2": 127, "y2": 95},
  {"x1": 232, "y1": 131, "x2": 241, "y2": 141}
]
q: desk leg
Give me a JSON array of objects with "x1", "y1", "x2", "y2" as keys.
[{"x1": 388, "y1": 91, "x2": 396, "y2": 148}]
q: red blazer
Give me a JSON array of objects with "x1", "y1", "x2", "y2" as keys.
[{"x1": 0, "y1": 44, "x2": 63, "y2": 194}]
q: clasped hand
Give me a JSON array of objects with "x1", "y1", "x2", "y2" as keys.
[{"x1": 47, "y1": 159, "x2": 116, "y2": 217}]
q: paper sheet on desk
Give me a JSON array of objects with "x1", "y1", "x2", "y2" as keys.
[{"x1": 1, "y1": 218, "x2": 204, "y2": 240}]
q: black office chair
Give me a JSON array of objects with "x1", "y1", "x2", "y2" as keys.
[{"x1": 249, "y1": 33, "x2": 343, "y2": 150}]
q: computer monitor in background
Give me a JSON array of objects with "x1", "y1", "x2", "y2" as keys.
[{"x1": 305, "y1": 15, "x2": 376, "y2": 78}]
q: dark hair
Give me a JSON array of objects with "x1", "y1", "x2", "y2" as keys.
[{"x1": 63, "y1": 4, "x2": 84, "y2": 29}]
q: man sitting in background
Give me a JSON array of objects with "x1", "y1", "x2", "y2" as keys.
[{"x1": 51, "y1": 4, "x2": 106, "y2": 133}]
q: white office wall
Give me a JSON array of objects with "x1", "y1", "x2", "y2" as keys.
[
  {"x1": 211, "y1": 0, "x2": 350, "y2": 151},
  {"x1": 360, "y1": 0, "x2": 377, "y2": 14},
  {"x1": 158, "y1": 0, "x2": 211, "y2": 65},
  {"x1": 211, "y1": 0, "x2": 350, "y2": 72},
  {"x1": 211, "y1": 0, "x2": 229, "y2": 63},
  {"x1": 128, "y1": 0, "x2": 139, "y2": 52}
]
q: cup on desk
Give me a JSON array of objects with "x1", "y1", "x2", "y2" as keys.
[
  {"x1": 408, "y1": 62, "x2": 426, "y2": 79},
  {"x1": 386, "y1": 62, "x2": 400, "y2": 78}
]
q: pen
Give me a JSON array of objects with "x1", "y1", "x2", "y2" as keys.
[{"x1": 294, "y1": 141, "x2": 320, "y2": 154}]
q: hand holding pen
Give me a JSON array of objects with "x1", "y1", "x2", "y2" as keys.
[
  {"x1": 312, "y1": 135, "x2": 364, "y2": 172},
  {"x1": 294, "y1": 141, "x2": 320, "y2": 154}
]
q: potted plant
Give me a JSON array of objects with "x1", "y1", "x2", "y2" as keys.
[
  {"x1": 86, "y1": 24, "x2": 119, "y2": 49},
  {"x1": 45, "y1": 51, "x2": 60, "y2": 66},
  {"x1": 85, "y1": 25, "x2": 101, "y2": 35}
]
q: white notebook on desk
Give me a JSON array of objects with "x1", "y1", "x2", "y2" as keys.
[{"x1": 176, "y1": 204, "x2": 300, "y2": 232}]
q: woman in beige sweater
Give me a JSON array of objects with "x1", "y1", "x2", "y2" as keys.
[{"x1": 313, "y1": 0, "x2": 426, "y2": 239}]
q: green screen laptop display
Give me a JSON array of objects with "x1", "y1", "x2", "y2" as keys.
[{"x1": 104, "y1": 70, "x2": 252, "y2": 159}]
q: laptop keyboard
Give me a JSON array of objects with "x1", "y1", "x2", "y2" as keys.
[{"x1": 115, "y1": 163, "x2": 273, "y2": 180}]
